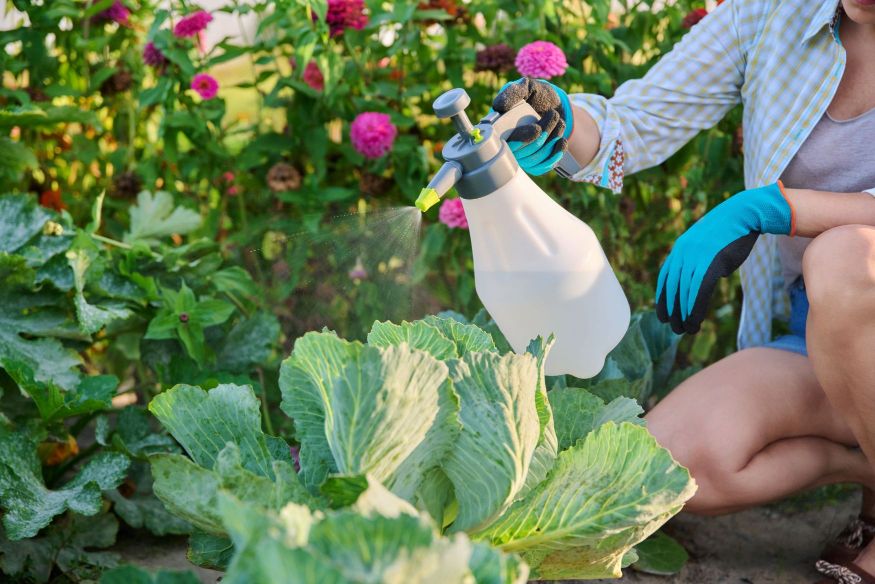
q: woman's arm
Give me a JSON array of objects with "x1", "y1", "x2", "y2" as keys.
[{"x1": 784, "y1": 188, "x2": 875, "y2": 237}]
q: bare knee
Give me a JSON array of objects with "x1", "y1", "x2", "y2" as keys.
[{"x1": 803, "y1": 225, "x2": 875, "y2": 318}]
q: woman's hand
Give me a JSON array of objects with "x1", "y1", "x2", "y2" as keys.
[
  {"x1": 492, "y1": 77, "x2": 574, "y2": 176},
  {"x1": 656, "y1": 182, "x2": 793, "y2": 334}
]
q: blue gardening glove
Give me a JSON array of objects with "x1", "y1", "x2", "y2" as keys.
[
  {"x1": 492, "y1": 77, "x2": 573, "y2": 176},
  {"x1": 656, "y1": 182, "x2": 794, "y2": 335}
]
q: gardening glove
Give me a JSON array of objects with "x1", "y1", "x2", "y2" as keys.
[
  {"x1": 656, "y1": 182, "x2": 794, "y2": 335},
  {"x1": 492, "y1": 77, "x2": 573, "y2": 176}
]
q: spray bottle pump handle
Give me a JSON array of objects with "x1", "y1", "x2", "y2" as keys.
[{"x1": 433, "y1": 88, "x2": 477, "y2": 137}]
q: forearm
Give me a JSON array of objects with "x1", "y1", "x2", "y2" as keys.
[
  {"x1": 784, "y1": 187, "x2": 875, "y2": 237},
  {"x1": 567, "y1": 105, "x2": 601, "y2": 169}
]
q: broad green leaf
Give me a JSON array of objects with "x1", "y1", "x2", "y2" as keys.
[
  {"x1": 279, "y1": 332, "x2": 358, "y2": 488},
  {"x1": 3, "y1": 360, "x2": 115, "y2": 422},
  {"x1": 633, "y1": 531, "x2": 689, "y2": 576},
  {"x1": 209, "y1": 266, "x2": 259, "y2": 298},
  {"x1": 479, "y1": 423, "x2": 695, "y2": 580},
  {"x1": 549, "y1": 387, "x2": 645, "y2": 450},
  {"x1": 516, "y1": 337, "x2": 558, "y2": 500},
  {"x1": 149, "y1": 383, "x2": 276, "y2": 479},
  {"x1": 0, "y1": 137, "x2": 37, "y2": 179},
  {"x1": 637, "y1": 311, "x2": 681, "y2": 392},
  {"x1": 187, "y1": 531, "x2": 234, "y2": 570},
  {"x1": 415, "y1": 467, "x2": 455, "y2": 529},
  {"x1": 107, "y1": 406, "x2": 180, "y2": 459},
  {"x1": 324, "y1": 343, "x2": 458, "y2": 501},
  {"x1": 67, "y1": 244, "x2": 132, "y2": 334},
  {"x1": 217, "y1": 312, "x2": 280, "y2": 372},
  {"x1": 107, "y1": 463, "x2": 191, "y2": 536},
  {"x1": 0, "y1": 427, "x2": 129, "y2": 540},
  {"x1": 468, "y1": 542, "x2": 530, "y2": 584},
  {"x1": 150, "y1": 443, "x2": 320, "y2": 536},
  {"x1": 100, "y1": 565, "x2": 202, "y2": 584},
  {"x1": 575, "y1": 314, "x2": 654, "y2": 403},
  {"x1": 444, "y1": 350, "x2": 542, "y2": 532},
  {"x1": 0, "y1": 194, "x2": 53, "y2": 254},
  {"x1": 124, "y1": 191, "x2": 201, "y2": 244},
  {"x1": 423, "y1": 314, "x2": 497, "y2": 355},
  {"x1": 1, "y1": 512, "x2": 120, "y2": 583},
  {"x1": 367, "y1": 320, "x2": 457, "y2": 360}
]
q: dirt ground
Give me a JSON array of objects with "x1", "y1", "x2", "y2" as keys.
[{"x1": 112, "y1": 491, "x2": 861, "y2": 584}]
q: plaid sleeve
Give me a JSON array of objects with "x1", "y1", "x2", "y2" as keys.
[{"x1": 568, "y1": 0, "x2": 754, "y2": 193}]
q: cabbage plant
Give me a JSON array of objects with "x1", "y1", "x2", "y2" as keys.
[{"x1": 147, "y1": 314, "x2": 695, "y2": 581}]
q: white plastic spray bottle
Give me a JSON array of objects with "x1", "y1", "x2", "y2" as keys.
[{"x1": 415, "y1": 88, "x2": 630, "y2": 378}]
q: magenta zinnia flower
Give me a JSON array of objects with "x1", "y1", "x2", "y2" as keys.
[
  {"x1": 191, "y1": 73, "x2": 219, "y2": 100},
  {"x1": 439, "y1": 198, "x2": 468, "y2": 229},
  {"x1": 515, "y1": 41, "x2": 568, "y2": 79},
  {"x1": 174, "y1": 10, "x2": 213, "y2": 38},
  {"x1": 142, "y1": 42, "x2": 167, "y2": 68},
  {"x1": 303, "y1": 61, "x2": 324, "y2": 92},
  {"x1": 97, "y1": 1, "x2": 131, "y2": 25},
  {"x1": 323, "y1": 0, "x2": 368, "y2": 36},
  {"x1": 350, "y1": 112, "x2": 397, "y2": 159}
]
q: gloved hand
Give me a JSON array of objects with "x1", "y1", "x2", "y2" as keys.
[
  {"x1": 656, "y1": 182, "x2": 795, "y2": 334},
  {"x1": 492, "y1": 77, "x2": 573, "y2": 176}
]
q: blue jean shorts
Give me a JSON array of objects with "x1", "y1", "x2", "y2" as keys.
[{"x1": 764, "y1": 278, "x2": 809, "y2": 356}]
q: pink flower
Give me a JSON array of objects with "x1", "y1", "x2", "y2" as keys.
[
  {"x1": 174, "y1": 10, "x2": 213, "y2": 38},
  {"x1": 97, "y1": 1, "x2": 131, "y2": 25},
  {"x1": 226, "y1": 185, "x2": 240, "y2": 196},
  {"x1": 515, "y1": 41, "x2": 568, "y2": 79},
  {"x1": 191, "y1": 73, "x2": 219, "y2": 100},
  {"x1": 350, "y1": 112, "x2": 397, "y2": 159},
  {"x1": 682, "y1": 8, "x2": 708, "y2": 29},
  {"x1": 142, "y1": 42, "x2": 167, "y2": 68},
  {"x1": 323, "y1": 0, "x2": 368, "y2": 37},
  {"x1": 222, "y1": 171, "x2": 235, "y2": 182},
  {"x1": 438, "y1": 198, "x2": 468, "y2": 229},
  {"x1": 303, "y1": 61, "x2": 324, "y2": 92}
]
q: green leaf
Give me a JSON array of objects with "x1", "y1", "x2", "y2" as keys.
[
  {"x1": 279, "y1": 332, "x2": 357, "y2": 488},
  {"x1": 0, "y1": 137, "x2": 37, "y2": 179},
  {"x1": 209, "y1": 266, "x2": 259, "y2": 298},
  {"x1": 423, "y1": 314, "x2": 498, "y2": 355},
  {"x1": 0, "y1": 427, "x2": 129, "y2": 540},
  {"x1": 479, "y1": 423, "x2": 695, "y2": 580},
  {"x1": 0, "y1": 194, "x2": 53, "y2": 254},
  {"x1": 633, "y1": 531, "x2": 689, "y2": 576},
  {"x1": 636, "y1": 311, "x2": 681, "y2": 393},
  {"x1": 1, "y1": 512, "x2": 120, "y2": 583},
  {"x1": 548, "y1": 386, "x2": 644, "y2": 450},
  {"x1": 367, "y1": 320, "x2": 457, "y2": 361},
  {"x1": 107, "y1": 463, "x2": 191, "y2": 536},
  {"x1": 124, "y1": 191, "x2": 201, "y2": 245},
  {"x1": 324, "y1": 343, "x2": 458, "y2": 500},
  {"x1": 100, "y1": 564, "x2": 202, "y2": 584},
  {"x1": 187, "y1": 531, "x2": 234, "y2": 570},
  {"x1": 577, "y1": 315, "x2": 654, "y2": 403},
  {"x1": 3, "y1": 360, "x2": 115, "y2": 422},
  {"x1": 149, "y1": 384, "x2": 277, "y2": 479},
  {"x1": 67, "y1": 243, "x2": 132, "y2": 334},
  {"x1": 444, "y1": 350, "x2": 542, "y2": 533},
  {"x1": 192, "y1": 298, "x2": 235, "y2": 327},
  {"x1": 217, "y1": 312, "x2": 281, "y2": 372}
]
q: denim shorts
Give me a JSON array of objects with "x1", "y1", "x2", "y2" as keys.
[{"x1": 764, "y1": 278, "x2": 809, "y2": 356}]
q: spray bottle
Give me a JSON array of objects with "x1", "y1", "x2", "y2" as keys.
[{"x1": 416, "y1": 88, "x2": 630, "y2": 378}]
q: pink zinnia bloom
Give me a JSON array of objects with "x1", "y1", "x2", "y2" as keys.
[
  {"x1": 222, "y1": 171, "x2": 235, "y2": 182},
  {"x1": 682, "y1": 8, "x2": 708, "y2": 29},
  {"x1": 303, "y1": 61, "x2": 324, "y2": 91},
  {"x1": 174, "y1": 10, "x2": 213, "y2": 38},
  {"x1": 97, "y1": 1, "x2": 131, "y2": 25},
  {"x1": 515, "y1": 41, "x2": 568, "y2": 79},
  {"x1": 438, "y1": 198, "x2": 468, "y2": 229},
  {"x1": 142, "y1": 42, "x2": 167, "y2": 68},
  {"x1": 350, "y1": 112, "x2": 397, "y2": 159},
  {"x1": 323, "y1": 0, "x2": 368, "y2": 37},
  {"x1": 191, "y1": 73, "x2": 219, "y2": 100}
]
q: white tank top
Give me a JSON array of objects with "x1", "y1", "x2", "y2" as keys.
[{"x1": 778, "y1": 107, "x2": 875, "y2": 288}]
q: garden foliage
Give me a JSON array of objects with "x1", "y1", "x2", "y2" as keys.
[{"x1": 0, "y1": 0, "x2": 736, "y2": 580}]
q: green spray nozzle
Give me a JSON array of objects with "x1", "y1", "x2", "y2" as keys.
[
  {"x1": 416, "y1": 161, "x2": 464, "y2": 213},
  {"x1": 416, "y1": 188, "x2": 440, "y2": 212}
]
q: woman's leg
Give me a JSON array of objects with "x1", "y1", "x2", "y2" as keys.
[
  {"x1": 803, "y1": 225, "x2": 875, "y2": 568},
  {"x1": 646, "y1": 347, "x2": 874, "y2": 516}
]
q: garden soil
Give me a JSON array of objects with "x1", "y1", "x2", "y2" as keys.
[{"x1": 112, "y1": 492, "x2": 859, "y2": 583}]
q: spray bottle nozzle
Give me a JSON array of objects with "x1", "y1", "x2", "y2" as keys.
[{"x1": 415, "y1": 161, "x2": 463, "y2": 213}]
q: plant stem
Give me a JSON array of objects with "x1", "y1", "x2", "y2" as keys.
[{"x1": 256, "y1": 367, "x2": 275, "y2": 435}]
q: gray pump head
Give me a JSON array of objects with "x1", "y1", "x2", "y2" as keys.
[{"x1": 415, "y1": 88, "x2": 541, "y2": 211}]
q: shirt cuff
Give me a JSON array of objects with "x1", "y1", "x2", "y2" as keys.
[{"x1": 567, "y1": 93, "x2": 626, "y2": 194}]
